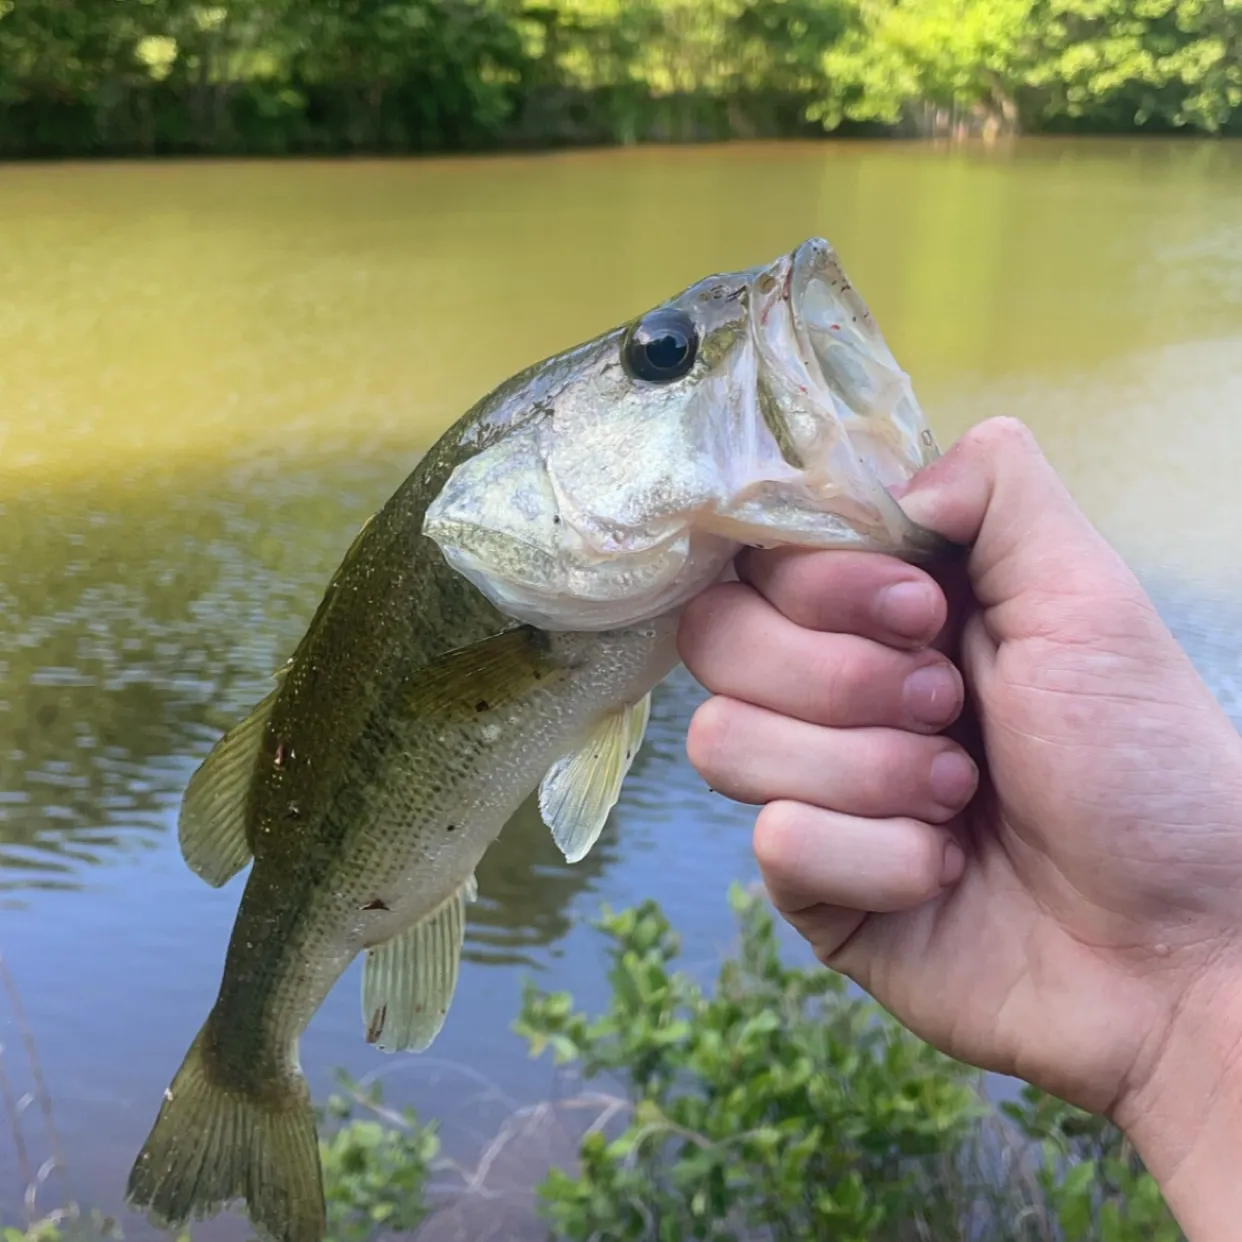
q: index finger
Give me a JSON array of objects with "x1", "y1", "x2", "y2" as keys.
[{"x1": 737, "y1": 548, "x2": 947, "y2": 649}]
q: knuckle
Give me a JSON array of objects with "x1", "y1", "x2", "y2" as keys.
[
  {"x1": 888, "y1": 823, "x2": 947, "y2": 905},
  {"x1": 752, "y1": 801, "x2": 806, "y2": 879},
  {"x1": 685, "y1": 696, "x2": 739, "y2": 779},
  {"x1": 769, "y1": 552, "x2": 838, "y2": 629},
  {"x1": 676, "y1": 584, "x2": 756, "y2": 679}
]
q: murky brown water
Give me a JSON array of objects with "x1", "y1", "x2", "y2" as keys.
[{"x1": 2, "y1": 138, "x2": 1241, "y2": 1237}]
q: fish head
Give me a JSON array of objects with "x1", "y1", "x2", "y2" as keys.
[{"x1": 424, "y1": 237, "x2": 954, "y2": 631}]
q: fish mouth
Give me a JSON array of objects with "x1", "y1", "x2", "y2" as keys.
[
  {"x1": 788, "y1": 238, "x2": 940, "y2": 479},
  {"x1": 717, "y1": 237, "x2": 954, "y2": 563}
]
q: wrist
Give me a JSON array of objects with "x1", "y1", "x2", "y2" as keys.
[{"x1": 1116, "y1": 961, "x2": 1242, "y2": 1241}]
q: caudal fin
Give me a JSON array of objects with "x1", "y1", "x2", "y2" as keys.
[{"x1": 125, "y1": 1027, "x2": 325, "y2": 1242}]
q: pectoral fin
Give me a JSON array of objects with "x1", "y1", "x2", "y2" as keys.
[
  {"x1": 538, "y1": 694, "x2": 651, "y2": 865},
  {"x1": 178, "y1": 681, "x2": 283, "y2": 888},
  {"x1": 404, "y1": 625, "x2": 565, "y2": 717},
  {"x1": 361, "y1": 873, "x2": 478, "y2": 1053}
]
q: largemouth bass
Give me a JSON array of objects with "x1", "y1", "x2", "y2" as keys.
[{"x1": 126, "y1": 238, "x2": 954, "y2": 1242}]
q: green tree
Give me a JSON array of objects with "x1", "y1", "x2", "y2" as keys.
[
  {"x1": 813, "y1": 0, "x2": 1033, "y2": 132},
  {"x1": 1024, "y1": 0, "x2": 1242, "y2": 131},
  {"x1": 285, "y1": 0, "x2": 526, "y2": 149},
  {"x1": 0, "y1": 0, "x2": 1237, "y2": 157}
]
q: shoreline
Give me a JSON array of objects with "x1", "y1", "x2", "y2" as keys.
[{"x1": 3, "y1": 129, "x2": 1238, "y2": 169}]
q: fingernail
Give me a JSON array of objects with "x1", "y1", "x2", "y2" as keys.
[
  {"x1": 875, "y1": 580, "x2": 937, "y2": 640},
  {"x1": 930, "y1": 750, "x2": 978, "y2": 809},
  {"x1": 941, "y1": 839, "x2": 966, "y2": 886},
  {"x1": 903, "y1": 664, "x2": 962, "y2": 726}
]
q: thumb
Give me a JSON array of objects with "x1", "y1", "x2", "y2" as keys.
[{"x1": 896, "y1": 417, "x2": 1138, "y2": 612}]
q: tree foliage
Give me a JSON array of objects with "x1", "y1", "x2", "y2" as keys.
[
  {"x1": 1026, "y1": 0, "x2": 1242, "y2": 131},
  {"x1": 817, "y1": 0, "x2": 1242, "y2": 133},
  {"x1": 0, "y1": 0, "x2": 1237, "y2": 153},
  {"x1": 816, "y1": 0, "x2": 1033, "y2": 131}
]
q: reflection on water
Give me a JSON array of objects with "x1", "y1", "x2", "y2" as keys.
[
  {"x1": 0, "y1": 457, "x2": 385, "y2": 901},
  {"x1": 3, "y1": 140, "x2": 1241, "y2": 487},
  {"x1": 470, "y1": 798, "x2": 615, "y2": 968},
  {"x1": 1, "y1": 138, "x2": 1241, "y2": 1233}
]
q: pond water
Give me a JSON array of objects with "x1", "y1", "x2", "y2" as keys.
[{"x1": 2, "y1": 137, "x2": 1242, "y2": 1239}]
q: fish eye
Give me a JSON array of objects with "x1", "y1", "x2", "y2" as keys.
[{"x1": 622, "y1": 309, "x2": 699, "y2": 383}]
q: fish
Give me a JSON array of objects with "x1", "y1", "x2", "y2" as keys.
[{"x1": 124, "y1": 237, "x2": 954, "y2": 1242}]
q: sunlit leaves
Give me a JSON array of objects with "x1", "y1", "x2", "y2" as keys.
[
  {"x1": 1024, "y1": 0, "x2": 1242, "y2": 129},
  {"x1": 817, "y1": 0, "x2": 1033, "y2": 129},
  {"x1": 135, "y1": 33, "x2": 177, "y2": 77},
  {"x1": 806, "y1": 0, "x2": 1239, "y2": 133}
]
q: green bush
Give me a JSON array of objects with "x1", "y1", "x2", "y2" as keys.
[
  {"x1": 514, "y1": 883, "x2": 1185, "y2": 1242},
  {"x1": 317, "y1": 1075, "x2": 440, "y2": 1242},
  {"x1": 1003, "y1": 1086, "x2": 1183, "y2": 1242},
  {"x1": 3, "y1": 1211, "x2": 134, "y2": 1242}
]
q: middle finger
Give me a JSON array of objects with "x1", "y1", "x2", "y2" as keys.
[{"x1": 687, "y1": 697, "x2": 979, "y2": 822}]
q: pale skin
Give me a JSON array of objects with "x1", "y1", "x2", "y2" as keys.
[{"x1": 677, "y1": 417, "x2": 1242, "y2": 1242}]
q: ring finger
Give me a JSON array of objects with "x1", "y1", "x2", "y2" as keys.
[{"x1": 687, "y1": 696, "x2": 979, "y2": 823}]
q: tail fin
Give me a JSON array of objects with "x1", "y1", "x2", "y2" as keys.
[{"x1": 125, "y1": 1027, "x2": 325, "y2": 1242}]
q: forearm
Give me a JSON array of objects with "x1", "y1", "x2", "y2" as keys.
[{"x1": 1119, "y1": 973, "x2": 1242, "y2": 1241}]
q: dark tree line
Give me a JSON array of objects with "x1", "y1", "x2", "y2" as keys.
[{"x1": 0, "y1": 0, "x2": 1237, "y2": 157}]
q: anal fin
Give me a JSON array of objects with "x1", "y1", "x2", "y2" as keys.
[
  {"x1": 538, "y1": 693, "x2": 651, "y2": 865},
  {"x1": 361, "y1": 873, "x2": 478, "y2": 1053}
]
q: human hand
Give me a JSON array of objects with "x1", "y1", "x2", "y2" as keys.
[{"x1": 678, "y1": 418, "x2": 1242, "y2": 1236}]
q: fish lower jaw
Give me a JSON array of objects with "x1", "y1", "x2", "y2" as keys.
[
  {"x1": 694, "y1": 476, "x2": 946, "y2": 559},
  {"x1": 449, "y1": 537, "x2": 737, "y2": 633}
]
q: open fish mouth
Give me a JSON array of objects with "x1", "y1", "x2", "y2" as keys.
[
  {"x1": 698, "y1": 237, "x2": 949, "y2": 562},
  {"x1": 789, "y1": 237, "x2": 941, "y2": 484}
]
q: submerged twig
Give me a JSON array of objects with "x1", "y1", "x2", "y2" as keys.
[
  {"x1": 462, "y1": 1092, "x2": 627, "y2": 1196},
  {"x1": 341, "y1": 1076, "x2": 629, "y2": 1210},
  {"x1": 0, "y1": 953, "x2": 66, "y2": 1222},
  {"x1": 0, "y1": 1037, "x2": 33, "y2": 1210},
  {"x1": 353, "y1": 1055, "x2": 523, "y2": 1117},
  {"x1": 0, "y1": 955, "x2": 64, "y2": 1173}
]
